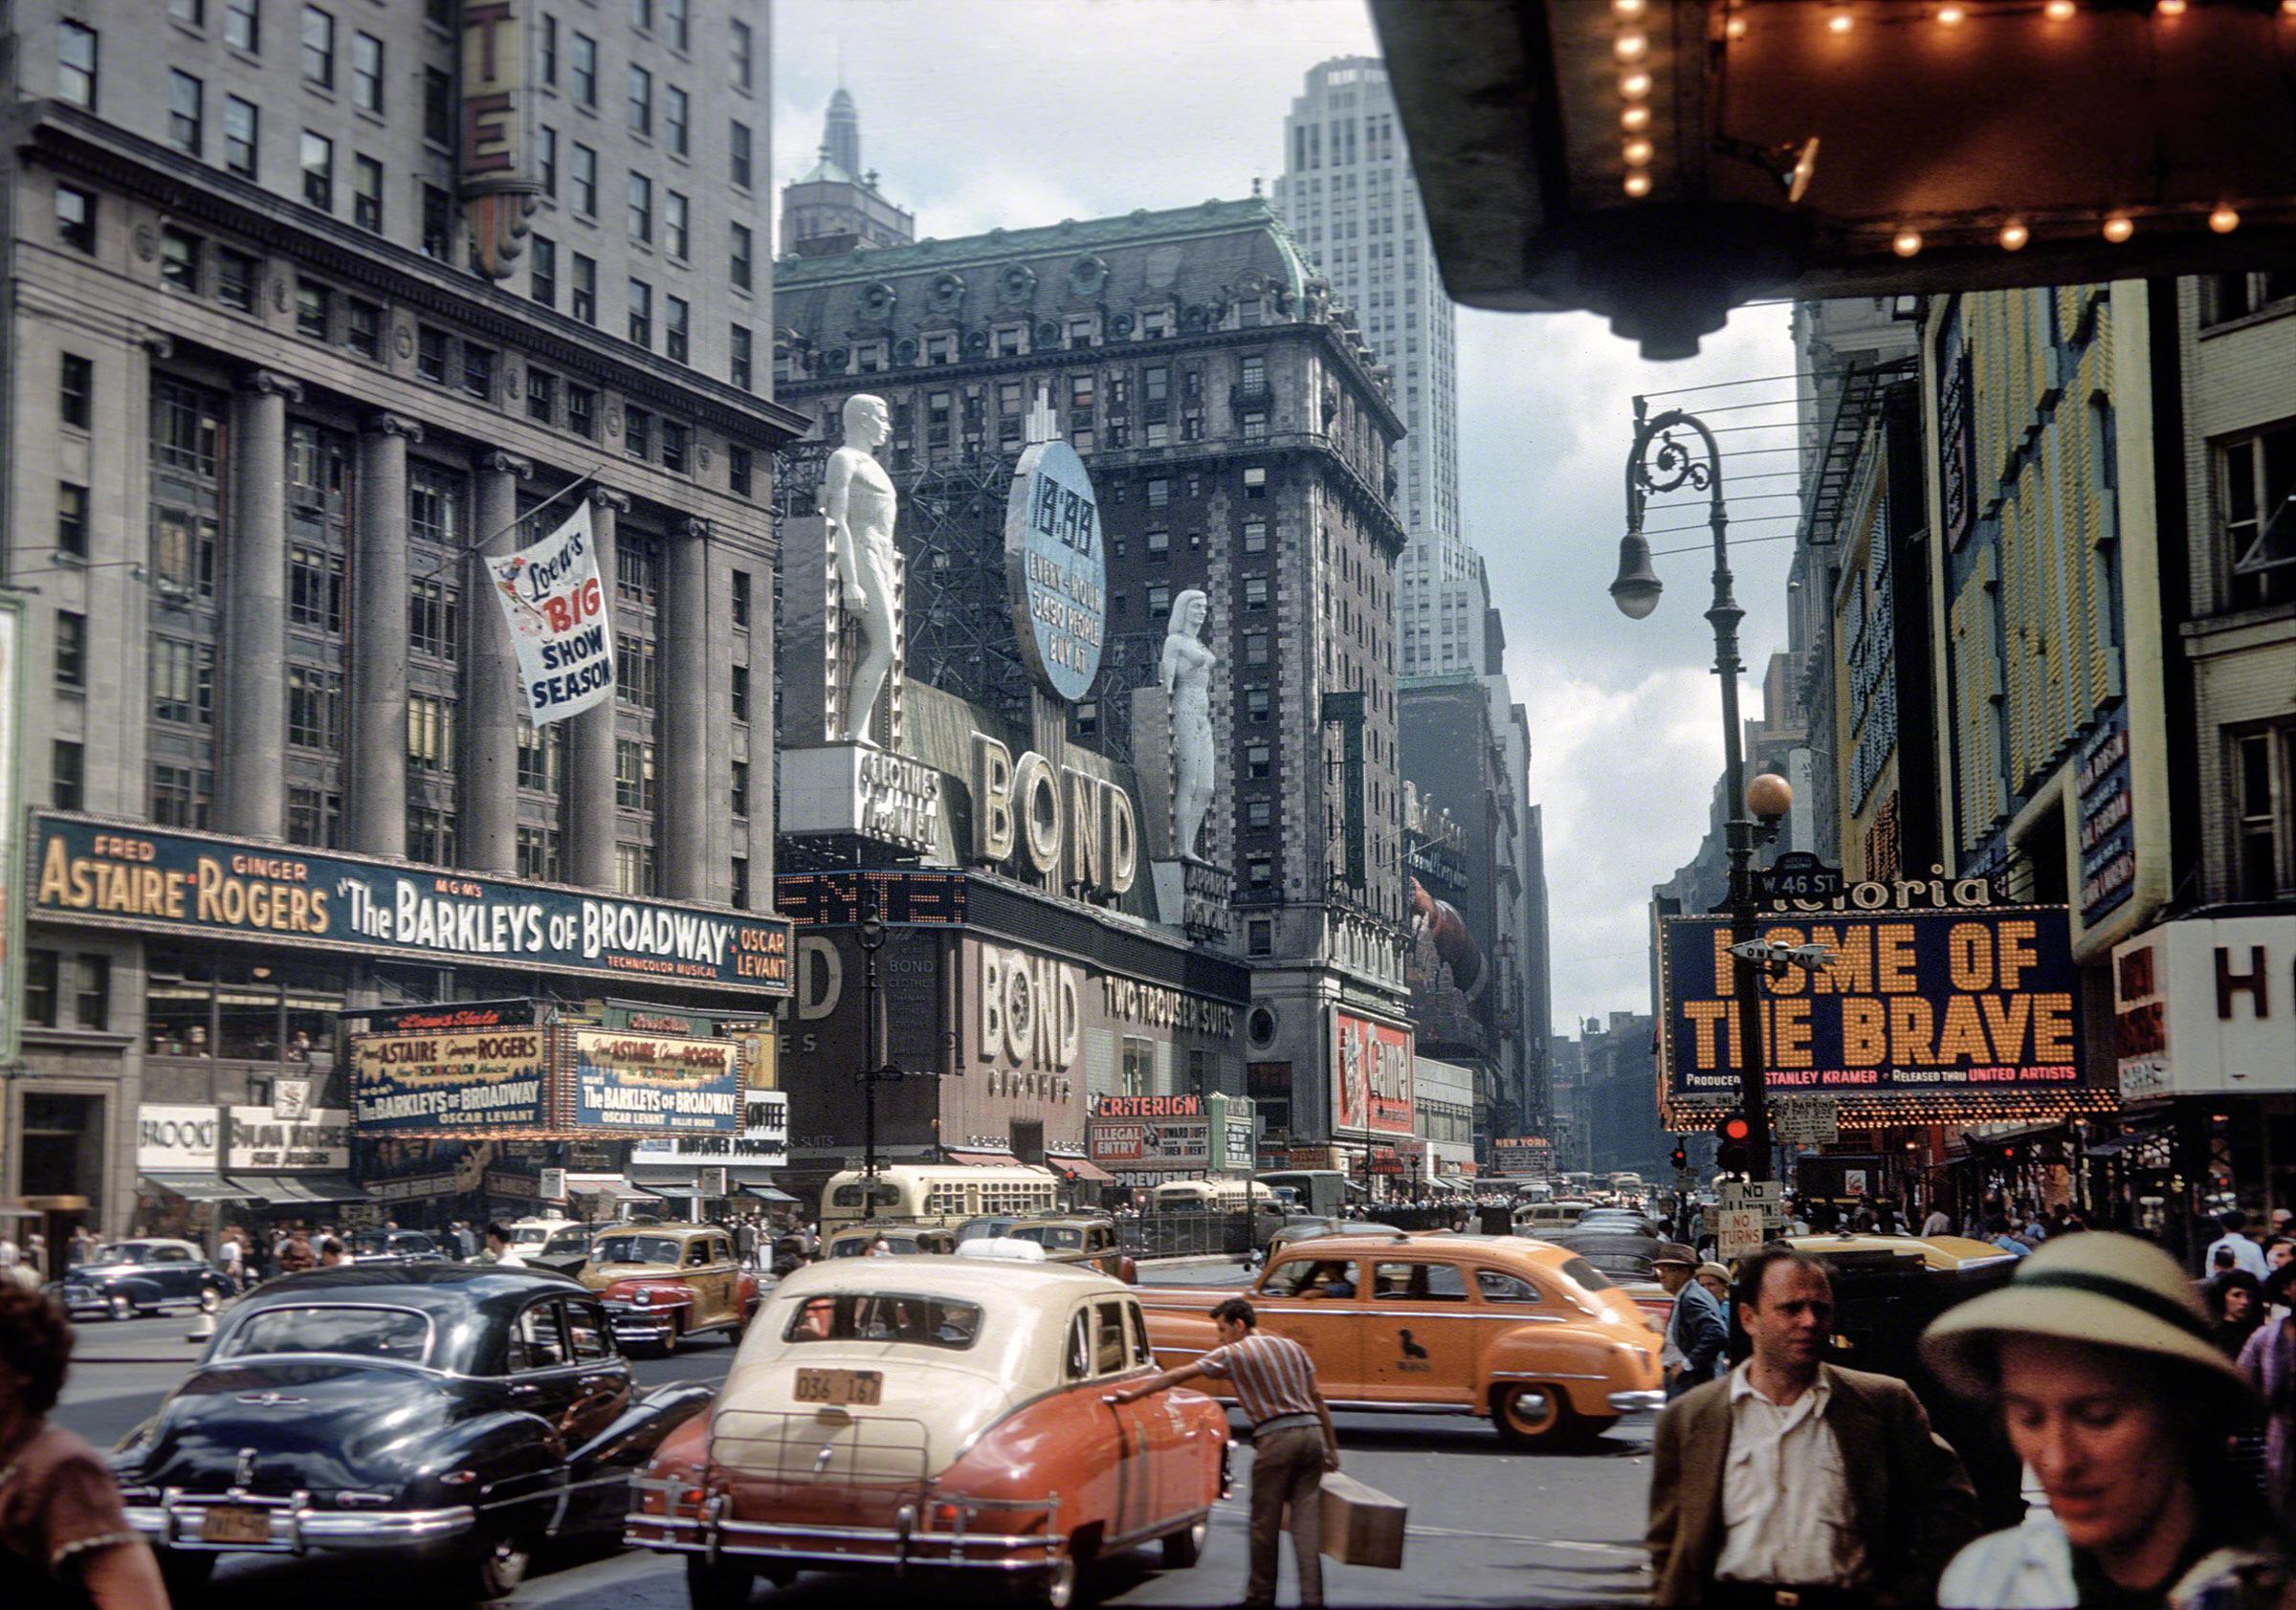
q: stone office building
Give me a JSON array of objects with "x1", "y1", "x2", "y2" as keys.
[
  {"x1": 3, "y1": 0, "x2": 802, "y2": 1234},
  {"x1": 772, "y1": 184, "x2": 1416, "y2": 1171}
]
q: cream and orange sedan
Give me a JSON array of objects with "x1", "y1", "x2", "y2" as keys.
[
  {"x1": 1139, "y1": 1232, "x2": 1664, "y2": 1448},
  {"x1": 627, "y1": 1254, "x2": 1229, "y2": 1609}
]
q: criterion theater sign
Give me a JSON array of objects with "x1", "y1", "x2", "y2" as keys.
[
  {"x1": 30, "y1": 814, "x2": 792, "y2": 994},
  {"x1": 1657, "y1": 901, "x2": 2094, "y2": 1115},
  {"x1": 491, "y1": 500, "x2": 614, "y2": 725}
]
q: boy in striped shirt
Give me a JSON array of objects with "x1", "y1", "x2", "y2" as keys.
[{"x1": 1114, "y1": 1297, "x2": 1339, "y2": 1607}]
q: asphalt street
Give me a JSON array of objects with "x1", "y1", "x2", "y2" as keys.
[{"x1": 55, "y1": 1287, "x2": 1656, "y2": 1610}]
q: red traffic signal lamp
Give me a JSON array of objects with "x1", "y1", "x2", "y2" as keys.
[
  {"x1": 1669, "y1": 1138, "x2": 1689, "y2": 1173},
  {"x1": 1715, "y1": 1111, "x2": 1753, "y2": 1178}
]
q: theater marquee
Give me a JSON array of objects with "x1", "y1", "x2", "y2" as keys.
[{"x1": 1657, "y1": 907, "x2": 2108, "y2": 1124}]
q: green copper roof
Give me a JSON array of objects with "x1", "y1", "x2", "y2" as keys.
[{"x1": 778, "y1": 196, "x2": 1311, "y2": 298}]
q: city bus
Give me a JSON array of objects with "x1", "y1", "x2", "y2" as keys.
[
  {"x1": 1147, "y1": 1178, "x2": 1278, "y2": 1213},
  {"x1": 820, "y1": 1163, "x2": 1059, "y2": 1232}
]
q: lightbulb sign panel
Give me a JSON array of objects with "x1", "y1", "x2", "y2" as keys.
[
  {"x1": 1004, "y1": 439, "x2": 1106, "y2": 702},
  {"x1": 1656, "y1": 907, "x2": 2093, "y2": 1114}
]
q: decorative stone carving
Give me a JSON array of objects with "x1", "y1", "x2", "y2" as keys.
[
  {"x1": 247, "y1": 369, "x2": 304, "y2": 402},
  {"x1": 395, "y1": 323, "x2": 416, "y2": 358},
  {"x1": 1161, "y1": 587, "x2": 1216, "y2": 861},
  {"x1": 133, "y1": 225, "x2": 157, "y2": 262},
  {"x1": 821, "y1": 393, "x2": 900, "y2": 747},
  {"x1": 588, "y1": 485, "x2": 631, "y2": 514},
  {"x1": 368, "y1": 411, "x2": 425, "y2": 442}
]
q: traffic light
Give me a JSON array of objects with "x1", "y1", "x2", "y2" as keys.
[
  {"x1": 1714, "y1": 1111, "x2": 1753, "y2": 1177},
  {"x1": 1669, "y1": 1138, "x2": 1689, "y2": 1173}
]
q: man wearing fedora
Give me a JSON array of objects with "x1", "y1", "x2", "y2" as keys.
[
  {"x1": 1647, "y1": 1247, "x2": 1978, "y2": 1609},
  {"x1": 1654, "y1": 1242, "x2": 1727, "y2": 1400}
]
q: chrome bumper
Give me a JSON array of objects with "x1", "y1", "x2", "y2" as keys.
[
  {"x1": 627, "y1": 1478, "x2": 1060, "y2": 1576},
  {"x1": 1607, "y1": 1390, "x2": 1667, "y2": 1415},
  {"x1": 127, "y1": 1489, "x2": 476, "y2": 1555}
]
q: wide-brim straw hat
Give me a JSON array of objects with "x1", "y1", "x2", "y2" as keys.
[
  {"x1": 1921, "y1": 1231, "x2": 2256, "y2": 1408},
  {"x1": 1696, "y1": 1262, "x2": 1733, "y2": 1286}
]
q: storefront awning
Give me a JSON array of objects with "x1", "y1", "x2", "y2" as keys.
[
  {"x1": 740, "y1": 1184, "x2": 799, "y2": 1203},
  {"x1": 567, "y1": 1178, "x2": 655, "y2": 1202},
  {"x1": 141, "y1": 1173, "x2": 252, "y2": 1203},
  {"x1": 1051, "y1": 1156, "x2": 1115, "y2": 1185},
  {"x1": 944, "y1": 1150, "x2": 1023, "y2": 1168},
  {"x1": 229, "y1": 1174, "x2": 370, "y2": 1204}
]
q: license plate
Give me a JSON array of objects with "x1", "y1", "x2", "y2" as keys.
[
  {"x1": 200, "y1": 1506, "x2": 273, "y2": 1545},
  {"x1": 794, "y1": 1367, "x2": 882, "y2": 1407}
]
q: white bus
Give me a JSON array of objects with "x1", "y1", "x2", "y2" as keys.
[
  {"x1": 819, "y1": 1163, "x2": 1059, "y2": 1232},
  {"x1": 1147, "y1": 1178, "x2": 1277, "y2": 1213}
]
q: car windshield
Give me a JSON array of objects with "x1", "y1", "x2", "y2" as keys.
[
  {"x1": 1008, "y1": 1225, "x2": 1083, "y2": 1250},
  {"x1": 829, "y1": 1236, "x2": 912, "y2": 1258},
  {"x1": 782, "y1": 1292, "x2": 983, "y2": 1349},
  {"x1": 83, "y1": 1245, "x2": 159, "y2": 1268},
  {"x1": 215, "y1": 1305, "x2": 431, "y2": 1363},
  {"x1": 512, "y1": 1225, "x2": 555, "y2": 1246},
  {"x1": 544, "y1": 1229, "x2": 590, "y2": 1253},
  {"x1": 1558, "y1": 1256, "x2": 1616, "y2": 1292},
  {"x1": 955, "y1": 1220, "x2": 1012, "y2": 1244},
  {"x1": 595, "y1": 1234, "x2": 682, "y2": 1265}
]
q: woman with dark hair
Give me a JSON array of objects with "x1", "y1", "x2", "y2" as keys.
[
  {"x1": 0, "y1": 1286, "x2": 169, "y2": 1608},
  {"x1": 2211, "y1": 1269, "x2": 2269, "y2": 1357},
  {"x1": 1924, "y1": 1233, "x2": 2289, "y2": 1608}
]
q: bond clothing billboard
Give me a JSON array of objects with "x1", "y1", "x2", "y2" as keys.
[{"x1": 1657, "y1": 907, "x2": 2099, "y2": 1118}]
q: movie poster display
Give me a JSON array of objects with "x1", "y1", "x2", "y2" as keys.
[
  {"x1": 567, "y1": 1029, "x2": 742, "y2": 1136},
  {"x1": 350, "y1": 1028, "x2": 552, "y2": 1135}
]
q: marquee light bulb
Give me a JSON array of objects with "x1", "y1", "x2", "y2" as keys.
[
  {"x1": 1613, "y1": 0, "x2": 1646, "y2": 15},
  {"x1": 1623, "y1": 172, "x2": 1653, "y2": 198},
  {"x1": 2209, "y1": 206, "x2": 2241, "y2": 234},
  {"x1": 1622, "y1": 104, "x2": 1651, "y2": 131},
  {"x1": 2045, "y1": 0, "x2": 2076, "y2": 16},
  {"x1": 2285, "y1": 0, "x2": 2296, "y2": 17},
  {"x1": 2102, "y1": 213, "x2": 2134, "y2": 243},
  {"x1": 1827, "y1": 9, "x2": 1854, "y2": 33},
  {"x1": 2156, "y1": 0, "x2": 2185, "y2": 14},
  {"x1": 1937, "y1": 4, "x2": 1965, "y2": 23},
  {"x1": 1614, "y1": 31, "x2": 1648, "y2": 60},
  {"x1": 1726, "y1": 14, "x2": 1749, "y2": 37},
  {"x1": 1621, "y1": 70, "x2": 1652, "y2": 99},
  {"x1": 1892, "y1": 230, "x2": 1923, "y2": 258},
  {"x1": 1623, "y1": 138, "x2": 1654, "y2": 166},
  {"x1": 1998, "y1": 220, "x2": 2030, "y2": 251}
]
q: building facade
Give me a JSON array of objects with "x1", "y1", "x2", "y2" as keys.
[
  {"x1": 778, "y1": 85, "x2": 913, "y2": 258},
  {"x1": 5, "y1": 0, "x2": 803, "y2": 1235},
  {"x1": 770, "y1": 192, "x2": 1416, "y2": 1175}
]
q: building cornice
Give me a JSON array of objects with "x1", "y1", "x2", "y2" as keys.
[{"x1": 16, "y1": 102, "x2": 810, "y2": 447}]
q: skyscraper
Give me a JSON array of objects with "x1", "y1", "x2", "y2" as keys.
[
  {"x1": 780, "y1": 83, "x2": 915, "y2": 258},
  {"x1": 1272, "y1": 55, "x2": 1472, "y2": 677}
]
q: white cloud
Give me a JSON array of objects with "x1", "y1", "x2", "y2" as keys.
[{"x1": 774, "y1": 0, "x2": 1806, "y2": 1035}]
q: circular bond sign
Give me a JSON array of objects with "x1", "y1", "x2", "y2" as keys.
[{"x1": 1004, "y1": 439, "x2": 1107, "y2": 702}]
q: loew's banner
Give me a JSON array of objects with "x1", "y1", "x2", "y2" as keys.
[
  {"x1": 490, "y1": 500, "x2": 614, "y2": 725},
  {"x1": 567, "y1": 1029, "x2": 743, "y2": 1136},
  {"x1": 350, "y1": 1028, "x2": 552, "y2": 1136},
  {"x1": 1657, "y1": 909, "x2": 2089, "y2": 1103}
]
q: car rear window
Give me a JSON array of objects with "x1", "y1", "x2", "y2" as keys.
[
  {"x1": 595, "y1": 1234, "x2": 682, "y2": 1265},
  {"x1": 217, "y1": 1305, "x2": 430, "y2": 1363},
  {"x1": 783, "y1": 1292, "x2": 982, "y2": 1349},
  {"x1": 1011, "y1": 1225, "x2": 1083, "y2": 1250},
  {"x1": 1558, "y1": 1256, "x2": 1615, "y2": 1292}
]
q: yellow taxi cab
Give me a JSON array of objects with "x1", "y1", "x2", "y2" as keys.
[
  {"x1": 1138, "y1": 1232, "x2": 1662, "y2": 1448},
  {"x1": 580, "y1": 1223, "x2": 760, "y2": 1354}
]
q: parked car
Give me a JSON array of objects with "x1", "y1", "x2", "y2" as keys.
[
  {"x1": 1518, "y1": 1227, "x2": 1671, "y2": 1323},
  {"x1": 954, "y1": 1215, "x2": 1136, "y2": 1282},
  {"x1": 54, "y1": 1239, "x2": 232, "y2": 1320},
  {"x1": 506, "y1": 1213, "x2": 578, "y2": 1258},
  {"x1": 825, "y1": 1224, "x2": 959, "y2": 1258},
  {"x1": 1512, "y1": 1200, "x2": 1599, "y2": 1232},
  {"x1": 1576, "y1": 1207, "x2": 1665, "y2": 1238},
  {"x1": 111, "y1": 1264, "x2": 713, "y2": 1599},
  {"x1": 580, "y1": 1224, "x2": 760, "y2": 1355},
  {"x1": 345, "y1": 1228, "x2": 450, "y2": 1266},
  {"x1": 527, "y1": 1223, "x2": 602, "y2": 1276},
  {"x1": 1140, "y1": 1232, "x2": 1664, "y2": 1449},
  {"x1": 626, "y1": 1258, "x2": 1229, "y2": 1609}
]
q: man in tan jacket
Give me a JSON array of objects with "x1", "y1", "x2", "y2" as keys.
[{"x1": 1646, "y1": 1248, "x2": 1977, "y2": 1609}]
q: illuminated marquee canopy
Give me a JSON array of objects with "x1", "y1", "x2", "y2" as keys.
[{"x1": 1657, "y1": 907, "x2": 2110, "y2": 1126}]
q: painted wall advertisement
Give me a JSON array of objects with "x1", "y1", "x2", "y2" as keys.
[
  {"x1": 30, "y1": 813, "x2": 792, "y2": 994},
  {"x1": 1332, "y1": 1009, "x2": 1415, "y2": 1137},
  {"x1": 350, "y1": 1027, "x2": 551, "y2": 1135},
  {"x1": 228, "y1": 1108, "x2": 351, "y2": 1171},
  {"x1": 569, "y1": 1029, "x2": 743, "y2": 1136},
  {"x1": 490, "y1": 499, "x2": 615, "y2": 725},
  {"x1": 1491, "y1": 1136, "x2": 1555, "y2": 1180},
  {"x1": 138, "y1": 1105, "x2": 222, "y2": 1172},
  {"x1": 1657, "y1": 908, "x2": 2088, "y2": 1103}
]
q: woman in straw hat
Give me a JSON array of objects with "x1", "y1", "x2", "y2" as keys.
[{"x1": 1922, "y1": 1232, "x2": 2289, "y2": 1609}]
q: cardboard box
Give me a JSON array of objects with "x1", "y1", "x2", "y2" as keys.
[{"x1": 1318, "y1": 1471, "x2": 1406, "y2": 1569}]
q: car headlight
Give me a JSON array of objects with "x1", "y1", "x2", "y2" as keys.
[{"x1": 631, "y1": 1290, "x2": 651, "y2": 1306}]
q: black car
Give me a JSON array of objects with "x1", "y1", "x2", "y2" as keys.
[
  {"x1": 345, "y1": 1228, "x2": 450, "y2": 1266},
  {"x1": 1519, "y1": 1225, "x2": 1666, "y2": 1284},
  {"x1": 111, "y1": 1264, "x2": 712, "y2": 1600},
  {"x1": 55, "y1": 1239, "x2": 232, "y2": 1320}
]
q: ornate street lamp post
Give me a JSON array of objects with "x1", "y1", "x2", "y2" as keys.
[{"x1": 1614, "y1": 401, "x2": 1793, "y2": 1184}]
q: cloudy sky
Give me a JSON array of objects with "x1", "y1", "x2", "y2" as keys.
[{"x1": 774, "y1": 0, "x2": 1805, "y2": 1037}]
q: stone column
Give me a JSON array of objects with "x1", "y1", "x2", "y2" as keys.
[
  {"x1": 348, "y1": 413, "x2": 422, "y2": 856},
  {"x1": 660, "y1": 516, "x2": 712, "y2": 901},
  {"x1": 460, "y1": 452, "x2": 531, "y2": 874},
  {"x1": 219, "y1": 369, "x2": 300, "y2": 839},
  {"x1": 566, "y1": 486, "x2": 628, "y2": 889}
]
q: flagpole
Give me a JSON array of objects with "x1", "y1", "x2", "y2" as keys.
[{"x1": 412, "y1": 462, "x2": 607, "y2": 584}]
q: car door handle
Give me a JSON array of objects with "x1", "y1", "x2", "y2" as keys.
[{"x1": 510, "y1": 1383, "x2": 541, "y2": 1398}]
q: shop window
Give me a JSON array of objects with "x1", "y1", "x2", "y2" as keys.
[
  {"x1": 1248, "y1": 920, "x2": 1272, "y2": 958},
  {"x1": 18, "y1": 1094, "x2": 103, "y2": 1203},
  {"x1": 2234, "y1": 723, "x2": 2296, "y2": 899},
  {"x1": 1120, "y1": 1036, "x2": 1152, "y2": 1098},
  {"x1": 24, "y1": 951, "x2": 58, "y2": 1028}
]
